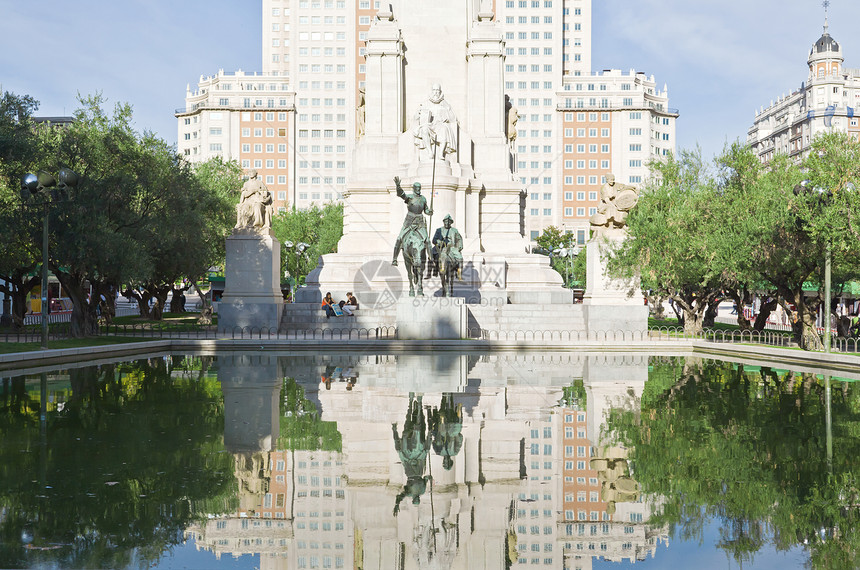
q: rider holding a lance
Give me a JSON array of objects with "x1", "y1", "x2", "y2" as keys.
[{"x1": 391, "y1": 176, "x2": 433, "y2": 266}]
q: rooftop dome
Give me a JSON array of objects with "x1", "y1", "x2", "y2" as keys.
[{"x1": 811, "y1": 32, "x2": 840, "y2": 56}]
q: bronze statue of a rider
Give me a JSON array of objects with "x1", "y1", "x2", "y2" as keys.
[{"x1": 392, "y1": 176, "x2": 433, "y2": 266}]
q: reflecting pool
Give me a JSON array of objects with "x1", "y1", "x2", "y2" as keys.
[{"x1": 0, "y1": 352, "x2": 858, "y2": 569}]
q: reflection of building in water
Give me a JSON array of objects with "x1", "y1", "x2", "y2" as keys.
[
  {"x1": 553, "y1": 356, "x2": 668, "y2": 569},
  {"x1": 187, "y1": 352, "x2": 670, "y2": 568},
  {"x1": 291, "y1": 450, "x2": 352, "y2": 570}
]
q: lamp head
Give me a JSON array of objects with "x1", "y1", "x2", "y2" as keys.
[
  {"x1": 20, "y1": 173, "x2": 38, "y2": 200},
  {"x1": 283, "y1": 240, "x2": 294, "y2": 249},
  {"x1": 36, "y1": 171, "x2": 56, "y2": 192},
  {"x1": 56, "y1": 168, "x2": 79, "y2": 191}
]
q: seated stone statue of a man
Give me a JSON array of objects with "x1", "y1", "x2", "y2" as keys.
[
  {"x1": 235, "y1": 170, "x2": 273, "y2": 230},
  {"x1": 412, "y1": 84, "x2": 457, "y2": 162},
  {"x1": 589, "y1": 173, "x2": 639, "y2": 237}
]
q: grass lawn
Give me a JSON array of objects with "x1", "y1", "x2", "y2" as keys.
[
  {"x1": 0, "y1": 337, "x2": 154, "y2": 355},
  {"x1": 648, "y1": 317, "x2": 748, "y2": 332},
  {"x1": 106, "y1": 312, "x2": 216, "y2": 331}
]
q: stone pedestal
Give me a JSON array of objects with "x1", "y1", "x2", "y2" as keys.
[
  {"x1": 396, "y1": 297, "x2": 466, "y2": 339},
  {"x1": 219, "y1": 231, "x2": 283, "y2": 332},
  {"x1": 583, "y1": 233, "x2": 647, "y2": 334}
]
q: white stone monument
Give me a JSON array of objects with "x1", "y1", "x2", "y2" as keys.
[
  {"x1": 298, "y1": 0, "x2": 567, "y2": 308},
  {"x1": 582, "y1": 174, "x2": 649, "y2": 334},
  {"x1": 219, "y1": 171, "x2": 284, "y2": 332}
]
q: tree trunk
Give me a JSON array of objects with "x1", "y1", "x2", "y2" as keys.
[
  {"x1": 702, "y1": 298, "x2": 721, "y2": 328},
  {"x1": 149, "y1": 286, "x2": 171, "y2": 321},
  {"x1": 645, "y1": 291, "x2": 667, "y2": 319},
  {"x1": 783, "y1": 288, "x2": 823, "y2": 351},
  {"x1": 169, "y1": 286, "x2": 184, "y2": 313},
  {"x1": 191, "y1": 278, "x2": 213, "y2": 325},
  {"x1": 0, "y1": 274, "x2": 40, "y2": 331},
  {"x1": 752, "y1": 296, "x2": 779, "y2": 331},
  {"x1": 123, "y1": 288, "x2": 152, "y2": 319},
  {"x1": 668, "y1": 299, "x2": 685, "y2": 327},
  {"x1": 58, "y1": 274, "x2": 99, "y2": 338},
  {"x1": 682, "y1": 307, "x2": 706, "y2": 335},
  {"x1": 725, "y1": 288, "x2": 752, "y2": 330},
  {"x1": 98, "y1": 286, "x2": 117, "y2": 325}
]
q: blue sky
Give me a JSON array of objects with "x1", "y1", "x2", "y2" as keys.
[{"x1": 1, "y1": 1, "x2": 855, "y2": 162}]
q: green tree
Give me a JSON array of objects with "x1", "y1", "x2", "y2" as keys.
[
  {"x1": 716, "y1": 136, "x2": 860, "y2": 349},
  {"x1": 534, "y1": 226, "x2": 584, "y2": 288},
  {"x1": 30, "y1": 95, "x2": 235, "y2": 334},
  {"x1": 185, "y1": 157, "x2": 243, "y2": 322},
  {"x1": 121, "y1": 153, "x2": 237, "y2": 321},
  {"x1": 0, "y1": 91, "x2": 46, "y2": 329},
  {"x1": 610, "y1": 149, "x2": 724, "y2": 334},
  {"x1": 271, "y1": 203, "x2": 344, "y2": 285}
]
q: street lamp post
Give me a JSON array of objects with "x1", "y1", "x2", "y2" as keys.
[
  {"x1": 20, "y1": 169, "x2": 79, "y2": 349},
  {"x1": 552, "y1": 243, "x2": 576, "y2": 288},
  {"x1": 282, "y1": 241, "x2": 310, "y2": 301}
]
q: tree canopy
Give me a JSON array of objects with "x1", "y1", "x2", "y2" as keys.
[
  {"x1": 271, "y1": 202, "x2": 344, "y2": 285},
  {"x1": 0, "y1": 90, "x2": 238, "y2": 335},
  {"x1": 611, "y1": 133, "x2": 860, "y2": 347}
]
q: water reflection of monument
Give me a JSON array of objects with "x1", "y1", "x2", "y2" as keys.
[{"x1": 187, "y1": 352, "x2": 667, "y2": 568}]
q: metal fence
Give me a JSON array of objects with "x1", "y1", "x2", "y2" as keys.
[
  {"x1": 3, "y1": 321, "x2": 860, "y2": 352},
  {"x1": 22, "y1": 306, "x2": 140, "y2": 326}
]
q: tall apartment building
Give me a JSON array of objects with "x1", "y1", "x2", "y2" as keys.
[
  {"x1": 748, "y1": 19, "x2": 860, "y2": 161},
  {"x1": 556, "y1": 70, "x2": 675, "y2": 243},
  {"x1": 497, "y1": 0, "x2": 588, "y2": 239},
  {"x1": 263, "y1": 0, "x2": 356, "y2": 207},
  {"x1": 180, "y1": 0, "x2": 674, "y2": 238},
  {"x1": 176, "y1": 71, "x2": 295, "y2": 213}
]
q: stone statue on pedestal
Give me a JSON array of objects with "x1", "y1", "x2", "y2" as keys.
[
  {"x1": 589, "y1": 173, "x2": 639, "y2": 237},
  {"x1": 413, "y1": 84, "x2": 457, "y2": 161},
  {"x1": 356, "y1": 86, "x2": 366, "y2": 138},
  {"x1": 505, "y1": 95, "x2": 518, "y2": 142},
  {"x1": 235, "y1": 170, "x2": 273, "y2": 230}
]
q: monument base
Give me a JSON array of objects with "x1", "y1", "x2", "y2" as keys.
[
  {"x1": 396, "y1": 297, "x2": 466, "y2": 340},
  {"x1": 582, "y1": 233, "x2": 647, "y2": 335},
  {"x1": 297, "y1": 251, "x2": 569, "y2": 307},
  {"x1": 219, "y1": 231, "x2": 283, "y2": 332}
]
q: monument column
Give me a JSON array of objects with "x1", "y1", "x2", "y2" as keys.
[{"x1": 339, "y1": 8, "x2": 405, "y2": 256}]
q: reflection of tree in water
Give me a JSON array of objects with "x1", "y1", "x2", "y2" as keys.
[
  {"x1": 429, "y1": 393, "x2": 463, "y2": 471},
  {"x1": 279, "y1": 377, "x2": 342, "y2": 452},
  {"x1": 0, "y1": 357, "x2": 237, "y2": 569},
  {"x1": 604, "y1": 357, "x2": 860, "y2": 568},
  {"x1": 392, "y1": 394, "x2": 430, "y2": 515}
]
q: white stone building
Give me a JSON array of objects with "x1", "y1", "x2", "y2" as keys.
[
  {"x1": 556, "y1": 70, "x2": 675, "y2": 243},
  {"x1": 176, "y1": 71, "x2": 296, "y2": 213},
  {"x1": 748, "y1": 20, "x2": 860, "y2": 162}
]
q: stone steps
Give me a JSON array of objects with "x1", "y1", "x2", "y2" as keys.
[{"x1": 279, "y1": 301, "x2": 590, "y2": 335}]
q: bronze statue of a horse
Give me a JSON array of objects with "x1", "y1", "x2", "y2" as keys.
[
  {"x1": 400, "y1": 230, "x2": 428, "y2": 297},
  {"x1": 437, "y1": 243, "x2": 461, "y2": 297}
]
